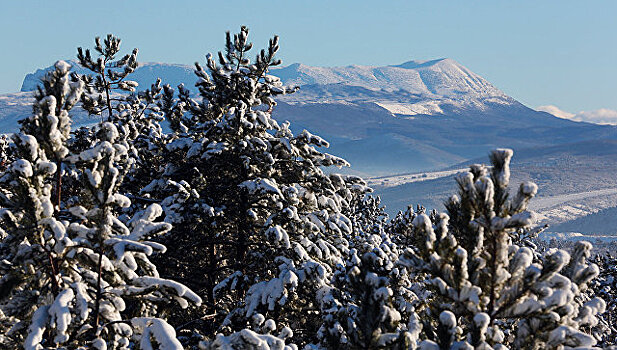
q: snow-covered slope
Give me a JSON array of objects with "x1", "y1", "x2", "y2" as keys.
[
  {"x1": 21, "y1": 61, "x2": 196, "y2": 93},
  {"x1": 0, "y1": 92, "x2": 33, "y2": 132},
  {"x1": 274, "y1": 59, "x2": 510, "y2": 103},
  {"x1": 272, "y1": 58, "x2": 520, "y2": 122}
]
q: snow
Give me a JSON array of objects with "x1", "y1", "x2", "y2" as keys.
[
  {"x1": 266, "y1": 225, "x2": 291, "y2": 248},
  {"x1": 12, "y1": 159, "x2": 33, "y2": 177},
  {"x1": 36, "y1": 161, "x2": 57, "y2": 174},
  {"x1": 376, "y1": 101, "x2": 444, "y2": 116},
  {"x1": 548, "y1": 325, "x2": 596, "y2": 348},
  {"x1": 244, "y1": 269, "x2": 299, "y2": 317},
  {"x1": 49, "y1": 288, "x2": 74, "y2": 343},
  {"x1": 273, "y1": 58, "x2": 508, "y2": 102},
  {"x1": 439, "y1": 310, "x2": 456, "y2": 328},
  {"x1": 491, "y1": 148, "x2": 513, "y2": 187},
  {"x1": 131, "y1": 317, "x2": 183, "y2": 350},
  {"x1": 54, "y1": 60, "x2": 71, "y2": 74},
  {"x1": 92, "y1": 338, "x2": 107, "y2": 350},
  {"x1": 240, "y1": 178, "x2": 283, "y2": 197},
  {"x1": 418, "y1": 340, "x2": 440, "y2": 350},
  {"x1": 208, "y1": 328, "x2": 291, "y2": 350},
  {"x1": 134, "y1": 276, "x2": 202, "y2": 306},
  {"x1": 24, "y1": 305, "x2": 50, "y2": 350},
  {"x1": 18, "y1": 134, "x2": 39, "y2": 160},
  {"x1": 367, "y1": 168, "x2": 469, "y2": 189},
  {"x1": 72, "y1": 282, "x2": 91, "y2": 321},
  {"x1": 166, "y1": 137, "x2": 193, "y2": 152},
  {"x1": 530, "y1": 187, "x2": 617, "y2": 211}
]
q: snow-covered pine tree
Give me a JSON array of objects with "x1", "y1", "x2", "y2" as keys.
[
  {"x1": 0, "y1": 60, "x2": 83, "y2": 346},
  {"x1": 0, "y1": 59, "x2": 201, "y2": 348},
  {"x1": 77, "y1": 34, "x2": 139, "y2": 122},
  {"x1": 143, "y1": 26, "x2": 371, "y2": 345},
  {"x1": 317, "y1": 196, "x2": 421, "y2": 349},
  {"x1": 587, "y1": 253, "x2": 616, "y2": 347},
  {"x1": 75, "y1": 34, "x2": 168, "y2": 202},
  {"x1": 63, "y1": 120, "x2": 201, "y2": 348},
  {"x1": 0, "y1": 135, "x2": 10, "y2": 172},
  {"x1": 395, "y1": 149, "x2": 605, "y2": 349}
]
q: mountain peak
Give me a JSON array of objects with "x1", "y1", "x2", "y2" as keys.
[{"x1": 393, "y1": 58, "x2": 454, "y2": 69}]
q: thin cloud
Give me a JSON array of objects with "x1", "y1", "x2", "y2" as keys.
[
  {"x1": 537, "y1": 105, "x2": 574, "y2": 119},
  {"x1": 537, "y1": 105, "x2": 617, "y2": 126}
]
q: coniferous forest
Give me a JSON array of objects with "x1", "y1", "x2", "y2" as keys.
[{"x1": 0, "y1": 27, "x2": 616, "y2": 349}]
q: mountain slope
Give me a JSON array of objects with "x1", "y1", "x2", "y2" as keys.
[{"x1": 273, "y1": 59, "x2": 508, "y2": 100}]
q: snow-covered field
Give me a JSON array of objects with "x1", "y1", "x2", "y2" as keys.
[
  {"x1": 366, "y1": 168, "x2": 468, "y2": 188},
  {"x1": 539, "y1": 231, "x2": 617, "y2": 243},
  {"x1": 530, "y1": 187, "x2": 617, "y2": 211}
]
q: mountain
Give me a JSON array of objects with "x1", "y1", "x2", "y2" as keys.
[
  {"x1": 6, "y1": 59, "x2": 617, "y2": 177},
  {"x1": 275, "y1": 58, "x2": 507, "y2": 96}
]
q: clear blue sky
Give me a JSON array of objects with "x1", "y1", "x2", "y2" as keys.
[{"x1": 1, "y1": 0, "x2": 615, "y2": 112}]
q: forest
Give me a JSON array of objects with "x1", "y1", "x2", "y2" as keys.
[{"x1": 0, "y1": 27, "x2": 615, "y2": 349}]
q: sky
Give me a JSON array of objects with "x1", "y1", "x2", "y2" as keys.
[{"x1": 1, "y1": 1, "x2": 616, "y2": 115}]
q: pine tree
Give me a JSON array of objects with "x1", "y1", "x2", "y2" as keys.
[
  {"x1": 77, "y1": 34, "x2": 139, "y2": 122},
  {"x1": 0, "y1": 58, "x2": 200, "y2": 348},
  {"x1": 317, "y1": 214, "x2": 420, "y2": 349},
  {"x1": 0, "y1": 135, "x2": 10, "y2": 172},
  {"x1": 75, "y1": 34, "x2": 168, "y2": 205},
  {"x1": 395, "y1": 149, "x2": 605, "y2": 349},
  {"x1": 0, "y1": 60, "x2": 84, "y2": 346},
  {"x1": 587, "y1": 253, "x2": 617, "y2": 346},
  {"x1": 143, "y1": 27, "x2": 371, "y2": 345}
]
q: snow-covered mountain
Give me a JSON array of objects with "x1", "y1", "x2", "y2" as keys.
[
  {"x1": 273, "y1": 59, "x2": 514, "y2": 115},
  {"x1": 5, "y1": 59, "x2": 617, "y2": 177},
  {"x1": 18, "y1": 58, "x2": 513, "y2": 117},
  {"x1": 275, "y1": 59, "x2": 503, "y2": 96}
]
